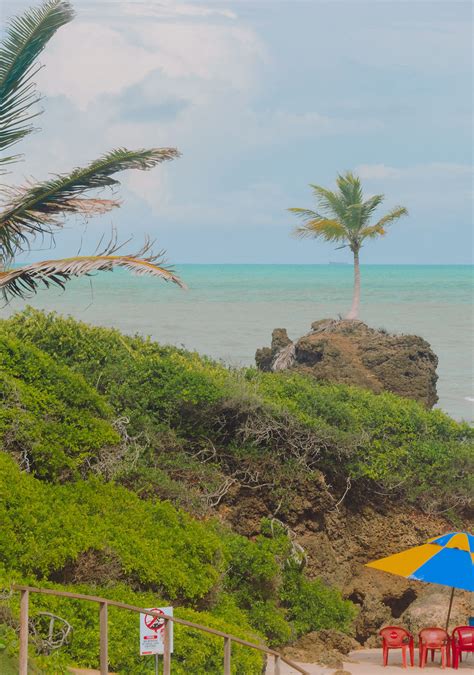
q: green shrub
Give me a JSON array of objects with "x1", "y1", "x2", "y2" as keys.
[
  {"x1": 0, "y1": 575, "x2": 263, "y2": 674},
  {"x1": 280, "y1": 567, "x2": 357, "y2": 637},
  {"x1": 247, "y1": 601, "x2": 293, "y2": 646},
  {"x1": 0, "y1": 452, "x2": 355, "y2": 654},
  {"x1": 0, "y1": 334, "x2": 118, "y2": 479},
  {"x1": 4, "y1": 308, "x2": 472, "y2": 512},
  {"x1": 253, "y1": 370, "x2": 474, "y2": 512},
  {"x1": 0, "y1": 453, "x2": 222, "y2": 600},
  {"x1": 1, "y1": 308, "x2": 229, "y2": 436}
]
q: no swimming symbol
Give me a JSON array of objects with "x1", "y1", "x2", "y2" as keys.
[{"x1": 144, "y1": 609, "x2": 165, "y2": 633}]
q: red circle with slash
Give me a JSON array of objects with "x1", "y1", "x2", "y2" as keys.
[{"x1": 144, "y1": 609, "x2": 165, "y2": 633}]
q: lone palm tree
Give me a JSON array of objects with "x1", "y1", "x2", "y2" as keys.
[
  {"x1": 289, "y1": 172, "x2": 407, "y2": 320},
  {"x1": 0, "y1": 0, "x2": 184, "y2": 301}
]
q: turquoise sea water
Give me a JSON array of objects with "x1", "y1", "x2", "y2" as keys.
[{"x1": 1, "y1": 264, "x2": 473, "y2": 422}]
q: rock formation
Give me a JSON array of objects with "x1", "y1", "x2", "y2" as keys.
[{"x1": 256, "y1": 319, "x2": 438, "y2": 408}]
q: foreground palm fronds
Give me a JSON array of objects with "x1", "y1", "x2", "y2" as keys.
[
  {"x1": 0, "y1": 148, "x2": 181, "y2": 260},
  {"x1": 0, "y1": 0, "x2": 184, "y2": 296},
  {"x1": 0, "y1": 253, "x2": 185, "y2": 302},
  {"x1": 0, "y1": 0, "x2": 74, "y2": 167}
]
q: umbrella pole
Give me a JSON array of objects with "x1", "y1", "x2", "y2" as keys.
[{"x1": 446, "y1": 587, "x2": 455, "y2": 631}]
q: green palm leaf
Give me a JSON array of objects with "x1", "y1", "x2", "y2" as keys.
[
  {"x1": 374, "y1": 206, "x2": 408, "y2": 229},
  {"x1": 0, "y1": 147, "x2": 180, "y2": 260},
  {"x1": 309, "y1": 185, "x2": 348, "y2": 221},
  {"x1": 0, "y1": 0, "x2": 74, "y2": 166},
  {"x1": 336, "y1": 172, "x2": 363, "y2": 207}
]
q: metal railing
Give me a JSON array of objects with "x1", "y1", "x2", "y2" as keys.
[{"x1": 13, "y1": 585, "x2": 309, "y2": 675}]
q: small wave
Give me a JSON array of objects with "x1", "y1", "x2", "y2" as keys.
[{"x1": 465, "y1": 397, "x2": 474, "y2": 402}]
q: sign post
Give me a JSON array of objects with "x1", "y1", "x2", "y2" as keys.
[{"x1": 140, "y1": 607, "x2": 173, "y2": 672}]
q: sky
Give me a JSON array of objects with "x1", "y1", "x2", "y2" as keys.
[{"x1": 1, "y1": 0, "x2": 473, "y2": 264}]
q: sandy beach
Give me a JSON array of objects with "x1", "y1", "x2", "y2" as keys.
[{"x1": 265, "y1": 648, "x2": 474, "y2": 674}]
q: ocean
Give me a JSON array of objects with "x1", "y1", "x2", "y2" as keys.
[{"x1": 1, "y1": 264, "x2": 472, "y2": 422}]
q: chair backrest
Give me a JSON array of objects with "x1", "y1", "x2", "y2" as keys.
[
  {"x1": 419, "y1": 627, "x2": 449, "y2": 646},
  {"x1": 453, "y1": 626, "x2": 474, "y2": 648},
  {"x1": 380, "y1": 626, "x2": 412, "y2": 647}
]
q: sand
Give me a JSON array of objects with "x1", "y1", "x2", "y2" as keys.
[{"x1": 265, "y1": 648, "x2": 474, "y2": 674}]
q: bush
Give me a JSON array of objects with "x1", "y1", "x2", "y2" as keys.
[
  {"x1": 0, "y1": 574, "x2": 263, "y2": 674},
  {"x1": 280, "y1": 566, "x2": 357, "y2": 637},
  {"x1": 253, "y1": 370, "x2": 474, "y2": 512},
  {"x1": 0, "y1": 453, "x2": 222, "y2": 600},
  {"x1": 4, "y1": 308, "x2": 472, "y2": 512},
  {"x1": 0, "y1": 452, "x2": 355, "y2": 656},
  {"x1": 1, "y1": 308, "x2": 229, "y2": 436},
  {"x1": 0, "y1": 334, "x2": 118, "y2": 480}
]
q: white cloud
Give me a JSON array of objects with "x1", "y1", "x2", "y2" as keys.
[
  {"x1": 120, "y1": 1, "x2": 237, "y2": 20},
  {"x1": 35, "y1": 8, "x2": 265, "y2": 110}
]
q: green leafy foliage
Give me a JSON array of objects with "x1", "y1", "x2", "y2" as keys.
[
  {"x1": 2, "y1": 307, "x2": 229, "y2": 436},
  {"x1": 0, "y1": 574, "x2": 263, "y2": 674},
  {"x1": 0, "y1": 452, "x2": 355, "y2": 671},
  {"x1": 0, "y1": 452, "x2": 221, "y2": 599},
  {"x1": 281, "y1": 567, "x2": 357, "y2": 636},
  {"x1": 255, "y1": 371, "x2": 473, "y2": 511},
  {"x1": 0, "y1": 333, "x2": 119, "y2": 479},
  {"x1": 2, "y1": 308, "x2": 472, "y2": 671}
]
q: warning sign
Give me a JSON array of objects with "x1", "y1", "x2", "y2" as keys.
[{"x1": 139, "y1": 607, "x2": 173, "y2": 656}]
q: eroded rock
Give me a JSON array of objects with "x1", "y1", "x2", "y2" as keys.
[
  {"x1": 256, "y1": 319, "x2": 438, "y2": 408},
  {"x1": 283, "y1": 629, "x2": 359, "y2": 668}
]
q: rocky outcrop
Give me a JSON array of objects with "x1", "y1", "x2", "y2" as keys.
[
  {"x1": 256, "y1": 319, "x2": 438, "y2": 408},
  {"x1": 224, "y1": 489, "x2": 472, "y2": 647},
  {"x1": 282, "y1": 629, "x2": 359, "y2": 668}
]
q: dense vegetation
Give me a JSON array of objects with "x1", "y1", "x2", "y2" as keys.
[
  {"x1": 2, "y1": 308, "x2": 472, "y2": 514},
  {"x1": 0, "y1": 308, "x2": 472, "y2": 672}
]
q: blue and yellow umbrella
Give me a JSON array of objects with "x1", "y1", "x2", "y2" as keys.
[{"x1": 366, "y1": 532, "x2": 474, "y2": 627}]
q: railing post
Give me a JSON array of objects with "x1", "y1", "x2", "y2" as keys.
[
  {"x1": 274, "y1": 653, "x2": 281, "y2": 675},
  {"x1": 163, "y1": 617, "x2": 171, "y2": 675},
  {"x1": 224, "y1": 636, "x2": 231, "y2": 675},
  {"x1": 99, "y1": 601, "x2": 108, "y2": 675},
  {"x1": 19, "y1": 589, "x2": 29, "y2": 675}
]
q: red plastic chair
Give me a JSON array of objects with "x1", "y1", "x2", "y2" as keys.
[
  {"x1": 379, "y1": 626, "x2": 414, "y2": 668},
  {"x1": 418, "y1": 627, "x2": 450, "y2": 668},
  {"x1": 452, "y1": 626, "x2": 474, "y2": 669}
]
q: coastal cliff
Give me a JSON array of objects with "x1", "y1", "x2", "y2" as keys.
[{"x1": 256, "y1": 319, "x2": 439, "y2": 408}]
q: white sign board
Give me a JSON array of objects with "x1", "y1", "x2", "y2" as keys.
[{"x1": 139, "y1": 607, "x2": 173, "y2": 656}]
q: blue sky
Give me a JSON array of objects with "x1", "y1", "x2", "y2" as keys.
[{"x1": 2, "y1": 0, "x2": 473, "y2": 263}]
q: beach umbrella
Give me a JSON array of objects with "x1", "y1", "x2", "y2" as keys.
[{"x1": 366, "y1": 531, "x2": 474, "y2": 629}]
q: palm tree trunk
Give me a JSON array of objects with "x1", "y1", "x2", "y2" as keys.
[{"x1": 346, "y1": 249, "x2": 360, "y2": 320}]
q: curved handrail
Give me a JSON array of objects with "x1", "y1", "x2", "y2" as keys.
[{"x1": 13, "y1": 584, "x2": 310, "y2": 675}]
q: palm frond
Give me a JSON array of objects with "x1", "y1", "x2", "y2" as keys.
[
  {"x1": 374, "y1": 205, "x2": 408, "y2": 229},
  {"x1": 293, "y1": 218, "x2": 347, "y2": 242},
  {"x1": 359, "y1": 224, "x2": 387, "y2": 239},
  {"x1": 0, "y1": 0, "x2": 74, "y2": 166},
  {"x1": 336, "y1": 171, "x2": 363, "y2": 207},
  {"x1": 288, "y1": 207, "x2": 323, "y2": 220},
  {"x1": 309, "y1": 185, "x2": 348, "y2": 221},
  {"x1": 360, "y1": 193, "x2": 384, "y2": 224},
  {"x1": 0, "y1": 251, "x2": 185, "y2": 303},
  {"x1": 0, "y1": 147, "x2": 180, "y2": 259}
]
